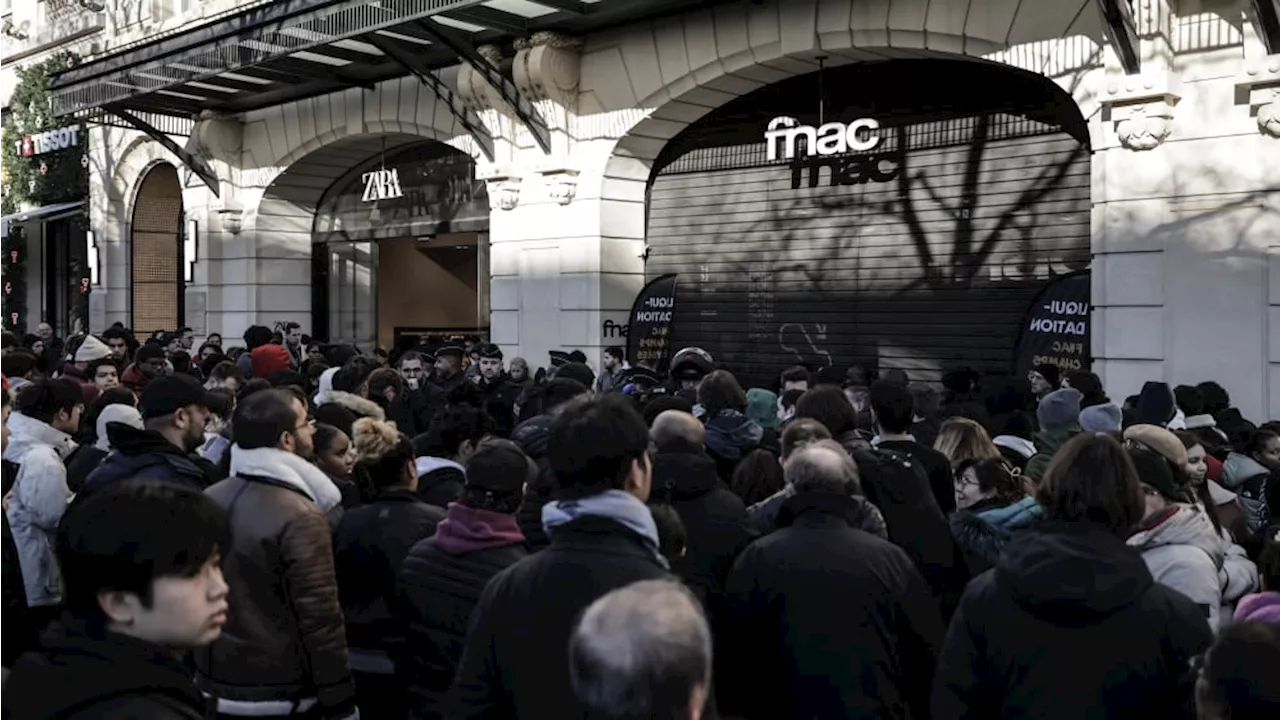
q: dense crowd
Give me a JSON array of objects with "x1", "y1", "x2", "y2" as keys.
[{"x1": 2, "y1": 322, "x2": 1279, "y2": 719}]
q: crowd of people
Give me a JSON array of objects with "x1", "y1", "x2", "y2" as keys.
[{"x1": 2, "y1": 322, "x2": 1279, "y2": 719}]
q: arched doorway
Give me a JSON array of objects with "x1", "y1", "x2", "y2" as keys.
[
  {"x1": 645, "y1": 58, "x2": 1091, "y2": 387},
  {"x1": 130, "y1": 163, "x2": 183, "y2": 337}
]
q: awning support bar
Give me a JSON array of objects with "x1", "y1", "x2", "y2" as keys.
[
  {"x1": 1250, "y1": 0, "x2": 1280, "y2": 54},
  {"x1": 361, "y1": 34, "x2": 496, "y2": 162},
  {"x1": 414, "y1": 17, "x2": 553, "y2": 155},
  {"x1": 1095, "y1": 0, "x2": 1141, "y2": 74},
  {"x1": 106, "y1": 105, "x2": 221, "y2": 198}
]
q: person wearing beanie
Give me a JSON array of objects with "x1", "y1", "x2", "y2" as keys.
[
  {"x1": 1079, "y1": 403, "x2": 1123, "y2": 436},
  {"x1": 1024, "y1": 388, "x2": 1082, "y2": 483},
  {"x1": 1063, "y1": 370, "x2": 1109, "y2": 408},
  {"x1": 554, "y1": 361, "x2": 596, "y2": 390},
  {"x1": 1126, "y1": 445, "x2": 1228, "y2": 631},
  {"x1": 433, "y1": 343, "x2": 468, "y2": 396},
  {"x1": 1027, "y1": 364, "x2": 1060, "y2": 400},
  {"x1": 398, "y1": 438, "x2": 531, "y2": 716},
  {"x1": 745, "y1": 388, "x2": 779, "y2": 433},
  {"x1": 250, "y1": 343, "x2": 292, "y2": 379},
  {"x1": 1135, "y1": 381, "x2": 1178, "y2": 428}
]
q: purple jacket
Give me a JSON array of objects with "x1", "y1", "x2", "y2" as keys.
[{"x1": 1233, "y1": 592, "x2": 1280, "y2": 623}]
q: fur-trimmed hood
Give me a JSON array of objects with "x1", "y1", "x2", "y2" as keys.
[
  {"x1": 314, "y1": 389, "x2": 385, "y2": 420},
  {"x1": 950, "y1": 497, "x2": 1044, "y2": 574}
]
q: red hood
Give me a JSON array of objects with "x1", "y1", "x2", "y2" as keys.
[{"x1": 121, "y1": 364, "x2": 152, "y2": 392}]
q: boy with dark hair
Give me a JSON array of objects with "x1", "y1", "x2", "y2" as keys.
[
  {"x1": 2, "y1": 482, "x2": 230, "y2": 719},
  {"x1": 780, "y1": 366, "x2": 810, "y2": 393},
  {"x1": 870, "y1": 381, "x2": 956, "y2": 514},
  {"x1": 411, "y1": 405, "x2": 491, "y2": 509}
]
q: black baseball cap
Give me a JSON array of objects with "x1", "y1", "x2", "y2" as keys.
[
  {"x1": 465, "y1": 439, "x2": 533, "y2": 496},
  {"x1": 139, "y1": 374, "x2": 214, "y2": 420}
]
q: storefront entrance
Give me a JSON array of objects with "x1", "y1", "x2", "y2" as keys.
[{"x1": 646, "y1": 58, "x2": 1092, "y2": 388}]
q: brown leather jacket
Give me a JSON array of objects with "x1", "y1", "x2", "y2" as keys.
[{"x1": 194, "y1": 473, "x2": 356, "y2": 719}]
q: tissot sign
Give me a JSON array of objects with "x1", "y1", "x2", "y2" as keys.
[{"x1": 14, "y1": 124, "x2": 81, "y2": 157}]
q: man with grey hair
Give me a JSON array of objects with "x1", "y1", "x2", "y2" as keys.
[
  {"x1": 569, "y1": 579, "x2": 712, "y2": 720},
  {"x1": 720, "y1": 441, "x2": 944, "y2": 719}
]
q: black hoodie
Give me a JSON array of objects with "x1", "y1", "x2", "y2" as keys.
[
  {"x1": 932, "y1": 521, "x2": 1213, "y2": 719},
  {"x1": 2, "y1": 622, "x2": 211, "y2": 719},
  {"x1": 81, "y1": 424, "x2": 220, "y2": 495}
]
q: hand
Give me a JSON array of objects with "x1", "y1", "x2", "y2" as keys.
[{"x1": 2, "y1": 489, "x2": 13, "y2": 512}]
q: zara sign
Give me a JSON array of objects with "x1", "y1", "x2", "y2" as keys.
[
  {"x1": 361, "y1": 168, "x2": 405, "y2": 202},
  {"x1": 764, "y1": 116, "x2": 881, "y2": 161}
]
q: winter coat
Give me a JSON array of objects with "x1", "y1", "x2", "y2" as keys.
[
  {"x1": 397, "y1": 503, "x2": 527, "y2": 719},
  {"x1": 194, "y1": 447, "x2": 356, "y2": 720},
  {"x1": 1023, "y1": 424, "x2": 1081, "y2": 483},
  {"x1": 1206, "y1": 479, "x2": 1253, "y2": 544},
  {"x1": 1214, "y1": 523, "x2": 1259, "y2": 623},
  {"x1": 1222, "y1": 452, "x2": 1272, "y2": 534},
  {"x1": 2, "y1": 513, "x2": 36, "y2": 667},
  {"x1": 949, "y1": 496, "x2": 1044, "y2": 576},
  {"x1": 510, "y1": 413, "x2": 555, "y2": 550},
  {"x1": 2, "y1": 621, "x2": 211, "y2": 719},
  {"x1": 478, "y1": 375, "x2": 522, "y2": 438},
  {"x1": 649, "y1": 447, "x2": 755, "y2": 598},
  {"x1": 333, "y1": 489, "x2": 443, "y2": 666},
  {"x1": 703, "y1": 410, "x2": 776, "y2": 480},
  {"x1": 3, "y1": 412, "x2": 76, "y2": 607},
  {"x1": 594, "y1": 365, "x2": 628, "y2": 394},
  {"x1": 316, "y1": 389, "x2": 386, "y2": 422},
  {"x1": 450, "y1": 515, "x2": 670, "y2": 719},
  {"x1": 413, "y1": 457, "x2": 466, "y2": 510},
  {"x1": 878, "y1": 438, "x2": 955, "y2": 513},
  {"x1": 720, "y1": 492, "x2": 944, "y2": 720},
  {"x1": 63, "y1": 445, "x2": 107, "y2": 496},
  {"x1": 1234, "y1": 591, "x2": 1280, "y2": 623},
  {"x1": 745, "y1": 484, "x2": 887, "y2": 539},
  {"x1": 1128, "y1": 504, "x2": 1226, "y2": 631},
  {"x1": 119, "y1": 363, "x2": 153, "y2": 393},
  {"x1": 82, "y1": 424, "x2": 214, "y2": 495},
  {"x1": 932, "y1": 521, "x2": 1213, "y2": 719}
]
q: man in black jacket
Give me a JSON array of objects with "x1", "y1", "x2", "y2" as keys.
[
  {"x1": 509, "y1": 378, "x2": 590, "y2": 549},
  {"x1": 474, "y1": 343, "x2": 522, "y2": 438},
  {"x1": 721, "y1": 440, "x2": 944, "y2": 720},
  {"x1": 82, "y1": 374, "x2": 219, "y2": 493},
  {"x1": 451, "y1": 395, "x2": 670, "y2": 719},
  {"x1": 649, "y1": 409, "x2": 753, "y2": 599},
  {"x1": 2, "y1": 481, "x2": 230, "y2": 719}
]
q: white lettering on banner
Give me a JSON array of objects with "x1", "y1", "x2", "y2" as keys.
[
  {"x1": 1029, "y1": 318, "x2": 1088, "y2": 335},
  {"x1": 765, "y1": 116, "x2": 881, "y2": 161},
  {"x1": 361, "y1": 168, "x2": 404, "y2": 202},
  {"x1": 15, "y1": 125, "x2": 81, "y2": 157}
]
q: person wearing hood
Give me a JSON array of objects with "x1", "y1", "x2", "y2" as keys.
[
  {"x1": 510, "y1": 378, "x2": 591, "y2": 549},
  {"x1": 1124, "y1": 443, "x2": 1229, "y2": 631},
  {"x1": 412, "y1": 405, "x2": 489, "y2": 510},
  {"x1": 1233, "y1": 527, "x2": 1280, "y2": 623},
  {"x1": 397, "y1": 439, "x2": 531, "y2": 719},
  {"x1": 745, "y1": 387, "x2": 779, "y2": 435},
  {"x1": 720, "y1": 440, "x2": 943, "y2": 720},
  {"x1": 1026, "y1": 363, "x2": 1059, "y2": 401},
  {"x1": 1133, "y1": 380, "x2": 1181, "y2": 429},
  {"x1": 451, "y1": 395, "x2": 670, "y2": 719},
  {"x1": 474, "y1": 343, "x2": 522, "y2": 438},
  {"x1": 120, "y1": 343, "x2": 167, "y2": 393},
  {"x1": 1, "y1": 482, "x2": 230, "y2": 720},
  {"x1": 250, "y1": 343, "x2": 292, "y2": 380},
  {"x1": 648, "y1": 410, "x2": 754, "y2": 600},
  {"x1": 932, "y1": 433, "x2": 1213, "y2": 718},
  {"x1": 1062, "y1": 370, "x2": 1109, "y2": 408},
  {"x1": 195, "y1": 388, "x2": 357, "y2": 720},
  {"x1": 949, "y1": 457, "x2": 1044, "y2": 576},
  {"x1": 65, "y1": 403, "x2": 144, "y2": 494},
  {"x1": 1222, "y1": 427, "x2": 1279, "y2": 535},
  {"x1": 1023, "y1": 388, "x2": 1082, "y2": 483},
  {"x1": 3, "y1": 379, "x2": 81, "y2": 622},
  {"x1": 315, "y1": 357, "x2": 386, "y2": 426},
  {"x1": 333, "y1": 418, "x2": 444, "y2": 719},
  {"x1": 1078, "y1": 401, "x2": 1123, "y2": 437},
  {"x1": 697, "y1": 370, "x2": 777, "y2": 480},
  {"x1": 83, "y1": 375, "x2": 219, "y2": 494}
]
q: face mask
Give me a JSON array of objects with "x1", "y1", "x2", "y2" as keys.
[{"x1": 406, "y1": 377, "x2": 419, "y2": 390}]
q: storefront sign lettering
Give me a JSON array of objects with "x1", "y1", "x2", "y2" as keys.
[
  {"x1": 361, "y1": 168, "x2": 404, "y2": 202},
  {"x1": 765, "y1": 116, "x2": 881, "y2": 161},
  {"x1": 602, "y1": 318, "x2": 630, "y2": 339},
  {"x1": 15, "y1": 124, "x2": 80, "y2": 157},
  {"x1": 1011, "y1": 271, "x2": 1092, "y2": 376},
  {"x1": 627, "y1": 274, "x2": 679, "y2": 369},
  {"x1": 790, "y1": 152, "x2": 901, "y2": 189}
]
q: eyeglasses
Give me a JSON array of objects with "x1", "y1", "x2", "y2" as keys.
[{"x1": 293, "y1": 419, "x2": 316, "y2": 431}]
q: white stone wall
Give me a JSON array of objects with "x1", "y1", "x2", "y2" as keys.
[{"x1": 85, "y1": 0, "x2": 1280, "y2": 419}]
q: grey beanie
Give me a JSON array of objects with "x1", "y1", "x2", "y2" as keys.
[
  {"x1": 1078, "y1": 403, "x2": 1122, "y2": 435},
  {"x1": 1037, "y1": 388, "x2": 1082, "y2": 431}
]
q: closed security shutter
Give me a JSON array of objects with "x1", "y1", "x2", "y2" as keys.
[
  {"x1": 648, "y1": 107, "x2": 1090, "y2": 389},
  {"x1": 131, "y1": 164, "x2": 183, "y2": 336}
]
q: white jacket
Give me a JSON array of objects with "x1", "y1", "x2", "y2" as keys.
[
  {"x1": 3, "y1": 412, "x2": 77, "y2": 607},
  {"x1": 1128, "y1": 504, "x2": 1225, "y2": 632}
]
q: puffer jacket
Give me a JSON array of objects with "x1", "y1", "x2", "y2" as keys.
[
  {"x1": 194, "y1": 446, "x2": 356, "y2": 720},
  {"x1": 1221, "y1": 452, "x2": 1272, "y2": 534},
  {"x1": 3, "y1": 412, "x2": 76, "y2": 607},
  {"x1": 82, "y1": 424, "x2": 215, "y2": 494},
  {"x1": 1023, "y1": 425, "x2": 1080, "y2": 483},
  {"x1": 703, "y1": 409, "x2": 776, "y2": 480},
  {"x1": 949, "y1": 496, "x2": 1044, "y2": 575},
  {"x1": 1127, "y1": 504, "x2": 1225, "y2": 631},
  {"x1": 1214, "y1": 524, "x2": 1258, "y2": 622},
  {"x1": 510, "y1": 413, "x2": 555, "y2": 550}
]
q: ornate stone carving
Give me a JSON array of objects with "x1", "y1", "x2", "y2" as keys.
[
  {"x1": 1259, "y1": 92, "x2": 1280, "y2": 138},
  {"x1": 515, "y1": 32, "x2": 584, "y2": 202},
  {"x1": 479, "y1": 167, "x2": 522, "y2": 211},
  {"x1": 1235, "y1": 57, "x2": 1280, "y2": 139},
  {"x1": 1102, "y1": 72, "x2": 1182, "y2": 152},
  {"x1": 1116, "y1": 103, "x2": 1174, "y2": 150},
  {"x1": 542, "y1": 168, "x2": 579, "y2": 205}
]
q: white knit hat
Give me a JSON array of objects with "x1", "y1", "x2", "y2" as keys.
[{"x1": 73, "y1": 334, "x2": 112, "y2": 363}]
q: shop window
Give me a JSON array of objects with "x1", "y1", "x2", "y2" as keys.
[{"x1": 130, "y1": 163, "x2": 182, "y2": 337}]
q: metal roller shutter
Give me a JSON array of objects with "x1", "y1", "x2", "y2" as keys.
[{"x1": 646, "y1": 63, "x2": 1091, "y2": 390}]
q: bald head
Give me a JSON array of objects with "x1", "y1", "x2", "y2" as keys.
[
  {"x1": 651, "y1": 410, "x2": 705, "y2": 450},
  {"x1": 569, "y1": 579, "x2": 711, "y2": 720},
  {"x1": 784, "y1": 439, "x2": 860, "y2": 496}
]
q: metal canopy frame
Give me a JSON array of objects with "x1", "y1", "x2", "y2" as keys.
[
  {"x1": 1250, "y1": 0, "x2": 1280, "y2": 54},
  {"x1": 1096, "y1": 0, "x2": 1141, "y2": 74},
  {"x1": 106, "y1": 105, "x2": 221, "y2": 197}
]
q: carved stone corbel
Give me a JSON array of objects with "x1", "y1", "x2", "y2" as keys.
[
  {"x1": 1102, "y1": 72, "x2": 1182, "y2": 151},
  {"x1": 515, "y1": 31, "x2": 584, "y2": 203},
  {"x1": 1234, "y1": 56, "x2": 1280, "y2": 138},
  {"x1": 478, "y1": 165, "x2": 521, "y2": 211}
]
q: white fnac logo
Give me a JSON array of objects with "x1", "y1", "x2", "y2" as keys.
[{"x1": 764, "y1": 116, "x2": 882, "y2": 161}]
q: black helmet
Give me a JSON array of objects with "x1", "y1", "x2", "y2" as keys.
[{"x1": 668, "y1": 347, "x2": 713, "y2": 381}]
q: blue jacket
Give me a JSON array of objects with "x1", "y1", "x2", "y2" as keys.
[{"x1": 83, "y1": 424, "x2": 213, "y2": 495}]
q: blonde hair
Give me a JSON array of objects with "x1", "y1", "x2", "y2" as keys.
[{"x1": 934, "y1": 417, "x2": 1001, "y2": 469}]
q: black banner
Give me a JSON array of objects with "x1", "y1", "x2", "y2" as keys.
[
  {"x1": 627, "y1": 274, "x2": 678, "y2": 370},
  {"x1": 1011, "y1": 270, "x2": 1091, "y2": 378}
]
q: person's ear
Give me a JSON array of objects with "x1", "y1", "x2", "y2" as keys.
[
  {"x1": 459, "y1": 439, "x2": 473, "y2": 458},
  {"x1": 98, "y1": 590, "x2": 140, "y2": 626},
  {"x1": 280, "y1": 430, "x2": 296, "y2": 454}
]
